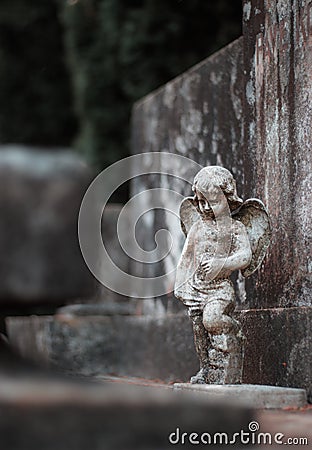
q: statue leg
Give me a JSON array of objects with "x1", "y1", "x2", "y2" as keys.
[
  {"x1": 188, "y1": 309, "x2": 211, "y2": 384},
  {"x1": 202, "y1": 299, "x2": 245, "y2": 384}
]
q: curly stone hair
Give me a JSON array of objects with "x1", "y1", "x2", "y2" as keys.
[{"x1": 192, "y1": 166, "x2": 243, "y2": 211}]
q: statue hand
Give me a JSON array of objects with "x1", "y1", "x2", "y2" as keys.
[
  {"x1": 199, "y1": 257, "x2": 220, "y2": 279},
  {"x1": 200, "y1": 259, "x2": 213, "y2": 273},
  {"x1": 200, "y1": 256, "x2": 226, "y2": 277}
]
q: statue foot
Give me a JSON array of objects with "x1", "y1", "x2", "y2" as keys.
[{"x1": 190, "y1": 368, "x2": 209, "y2": 384}]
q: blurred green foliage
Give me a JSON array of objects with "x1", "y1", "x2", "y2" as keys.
[{"x1": 0, "y1": 0, "x2": 241, "y2": 166}]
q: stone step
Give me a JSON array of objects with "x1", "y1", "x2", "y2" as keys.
[{"x1": 0, "y1": 372, "x2": 254, "y2": 450}]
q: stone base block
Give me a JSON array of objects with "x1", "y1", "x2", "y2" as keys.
[
  {"x1": 173, "y1": 384, "x2": 307, "y2": 409},
  {"x1": 6, "y1": 312, "x2": 198, "y2": 382},
  {"x1": 238, "y1": 307, "x2": 312, "y2": 402}
]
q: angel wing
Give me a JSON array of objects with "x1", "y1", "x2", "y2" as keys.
[
  {"x1": 233, "y1": 198, "x2": 271, "y2": 277},
  {"x1": 179, "y1": 196, "x2": 200, "y2": 237}
]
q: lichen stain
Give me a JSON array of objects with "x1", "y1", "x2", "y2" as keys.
[
  {"x1": 246, "y1": 79, "x2": 255, "y2": 106},
  {"x1": 180, "y1": 109, "x2": 203, "y2": 135},
  {"x1": 175, "y1": 136, "x2": 187, "y2": 155},
  {"x1": 164, "y1": 83, "x2": 176, "y2": 109},
  {"x1": 175, "y1": 108, "x2": 203, "y2": 156},
  {"x1": 287, "y1": 337, "x2": 311, "y2": 380},
  {"x1": 179, "y1": 73, "x2": 201, "y2": 102},
  {"x1": 230, "y1": 64, "x2": 243, "y2": 121},
  {"x1": 243, "y1": 1, "x2": 252, "y2": 22}
]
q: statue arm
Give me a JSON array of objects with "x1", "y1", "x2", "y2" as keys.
[
  {"x1": 221, "y1": 225, "x2": 252, "y2": 271},
  {"x1": 200, "y1": 223, "x2": 252, "y2": 274}
]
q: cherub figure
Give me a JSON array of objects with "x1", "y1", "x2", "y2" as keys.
[{"x1": 174, "y1": 166, "x2": 271, "y2": 384}]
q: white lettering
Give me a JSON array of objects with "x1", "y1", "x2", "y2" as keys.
[
  {"x1": 258, "y1": 432, "x2": 272, "y2": 445},
  {"x1": 201, "y1": 432, "x2": 211, "y2": 444},
  {"x1": 169, "y1": 427, "x2": 180, "y2": 444},
  {"x1": 240, "y1": 430, "x2": 250, "y2": 445},
  {"x1": 214, "y1": 432, "x2": 228, "y2": 445},
  {"x1": 229, "y1": 432, "x2": 240, "y2": 444},
  {"x1": 181, "y1": 432, "x2": 188, "y2": 445},
  {"x1": 274, "y1": 432, "x2": 284, "y2": 444},
  {"x1": 189, "y1": 433, "x2": 199, "y2": 444}
]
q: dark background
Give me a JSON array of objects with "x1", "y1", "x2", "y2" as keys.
[{"x1": 0, "y1": 0, "x2": 242, "y2": 170}]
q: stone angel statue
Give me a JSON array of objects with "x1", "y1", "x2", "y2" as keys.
[{"x1": 174, "y1": 166, "x2": 271, "y2": 385}]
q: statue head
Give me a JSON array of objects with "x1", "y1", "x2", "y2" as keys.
[{"x1": 192, "y1": 166, "x2": 243, "y2": 213}]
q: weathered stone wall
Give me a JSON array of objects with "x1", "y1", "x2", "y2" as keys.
[
  {"x1": 131, "y1": 37, "x2": 244, "y2": 176},
  {"x1": 131, "y1": 1, "x2": 311, "y2": 311},
  {"x1": 243, "y1": 0, "x2": 312, "y2": 308}
]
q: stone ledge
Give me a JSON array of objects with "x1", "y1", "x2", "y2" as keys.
[{"x1": 173, "y1": 384, "x2": 307, "y2": 409}]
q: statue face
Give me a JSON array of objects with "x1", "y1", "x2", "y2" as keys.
[
  {"x1": 195, "y1": 189, "x2": 213, "y2": 215},
  {"x1": 194, "y1": 186, "x2": 228, "y2": 219}
]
